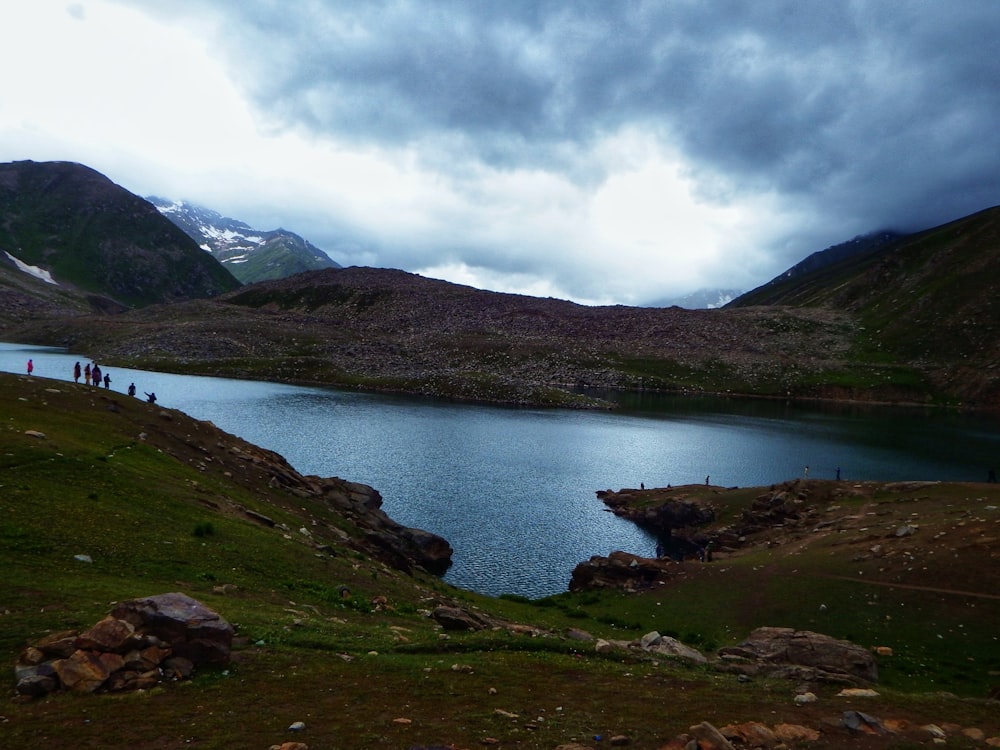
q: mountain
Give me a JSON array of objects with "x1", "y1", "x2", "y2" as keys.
[
  {"x1": 148, "y1": 197, "x2": 340, "y2": 283},
  {"x1": 0, "y1": 161, "x2": 240, "y2": 309},
  {"x1": 652, "y1": 288, "x2": 745, "y2": 309},
  {"x1": 729, "y1": 230, "x2": 904, "y2": 307},
  {"x1": 729, "y1": 205, "x2": 1000, "y2": 406}
]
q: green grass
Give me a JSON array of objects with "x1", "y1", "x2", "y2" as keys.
[{"x1": 2, "y1": 373, "x2": 999, "y2": 748}]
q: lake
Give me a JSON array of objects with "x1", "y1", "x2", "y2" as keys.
[{"x1": 4, "y1": 341, "x2": 1000, "y2": 598}]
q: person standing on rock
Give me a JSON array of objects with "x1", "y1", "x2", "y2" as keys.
[
  {"x1": 73, "y1": 361, "x2": 81, "y2": 383},
  {"x1": 26, "y1": 358, "x2": 33, "y2": 375}
]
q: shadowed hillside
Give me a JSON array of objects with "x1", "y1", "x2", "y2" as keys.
[
  {"x1": 731, "y1": 206, "x2": 1000, "y2": 408},
  {"x1": 0, "y1": 161, "x2": 240, "y2": 308}
]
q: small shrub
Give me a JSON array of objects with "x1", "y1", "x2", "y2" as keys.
[{"x1": 193, "y1": 521, "x2": 215, "y2": 537}]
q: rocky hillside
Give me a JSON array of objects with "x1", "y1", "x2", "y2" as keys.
[
  {"x1": 5, "y1": 265, "x2": 869, "y2": 407},
  {"x1": 2, "y1": 161, "x2": 999, "y2": 409},
  {"x1": 0, "y1": 161, "x2": 240, "y2": 308},
  {"x1": 148, "y1": 197, "x2": 340, "y2": 283}
]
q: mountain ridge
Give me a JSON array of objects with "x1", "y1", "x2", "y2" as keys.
[{"x1": 148, "y1": 196, "x2": 340, "y2": 283}]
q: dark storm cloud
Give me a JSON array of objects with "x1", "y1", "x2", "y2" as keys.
[{"x1": 169, "y1": 0, "x2": 1000, "y2": 239}]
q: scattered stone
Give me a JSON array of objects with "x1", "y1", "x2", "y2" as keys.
[
  {"x1": 270, "y1": 744, "x2": 309, "y2": 750},
  {"x1": 494, "y1": 709, "x2": 519, "y2": 719},
  {"x1": 288, "y1": 721, "x2": 306, "y2": 731},
  {"x1": 794, "y1": 692, "x2": 818, "y2": 705},
  {"x1": 609, "y1": 735, "x2": 630, "y2": 746},
  {"x1": 922, "y1": 724, "x2": 947, "y2": 739},
  {"x1": 841, "y1": 710, "x2": 890, "y2": 735},
  {"x1": 391, "y1": 717, "x2": 412, "y2": 725},
  {"x1": 24, "y1": 430, "x2": 47, "y2": 439},
  {"x1": 720, "y1": 722, "x2": 777, "y2": 748},
  {"x1": 689, "y1": 721, "x2": 737, "y2": 750},
  {"x1": 73, "y1": 554, "x2": 93, "y2": 564},
  {"x1": 837, "y1": 687, "x2": 879, "y2": 698},
  {"x1": 772, "y1": 724, "x2": 821, "y2": 743}
]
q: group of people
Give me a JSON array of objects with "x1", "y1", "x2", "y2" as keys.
[
  {"x1": 69, "y1": 360, "x2": 156, "y2": 402},
  {"x1": 73, "y1": 361, "x2": 112, "y2": 389}
]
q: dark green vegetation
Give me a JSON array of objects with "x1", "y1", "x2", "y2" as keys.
[
  {"x1": 2, "y1": 372, "x2": 998, "y2": 748},
  {"x1": 0, "y1": 161, "x2": 239, "y2": 310},
  {"x1": 730, "y1": 206, "x2": 1000, "y2": 409}
]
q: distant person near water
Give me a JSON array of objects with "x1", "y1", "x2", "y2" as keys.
[
  {"x1": 128, "y1": 383, "x2": 136, "y2": 397},
  {"x1": 145, "y1": 392, "x2": 157, "y2": 404},
  {"x1": 91, "y1": 364, "x2": 101, "y2": 386},
  {"x1": 84, "y1": 363, "x2": 91, "y2": 385},
  {"x1": 103, "y1": 373, "x2": 111, "y2": 389},
  {"x1": 74, "y1": 361, "x2": 81, "y2": 383},
  {"x1": 989, "y1": 468, "x2": 997, "y2": 483},
  {"x1": 26, "y1": 359, "x2": 33, "y2": 375}
]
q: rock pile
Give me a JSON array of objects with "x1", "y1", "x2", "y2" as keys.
[{"x1": 14, "y1": 592, "x2": 233, "y2": 697}]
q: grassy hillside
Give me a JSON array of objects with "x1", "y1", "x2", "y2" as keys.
[
  {"x1": 2, "y1": 372, "x2": 998, "y2": 748},
  {"x1": 0, "y1": 161, "x2": 240, "y2": 308},
  {"x1": 731, "y1": 206, "x2": 1000, "y2": 408}
]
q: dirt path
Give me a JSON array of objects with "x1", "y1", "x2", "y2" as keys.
[{"x1": 820, "y1": 574, "x2": 1000, "y2": 600}]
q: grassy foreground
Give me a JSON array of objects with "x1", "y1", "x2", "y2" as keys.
[{"x1": 1, "y1": 372, "x2": 998, "y2": 749}]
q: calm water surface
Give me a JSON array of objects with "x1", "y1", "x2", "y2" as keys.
[{"x1": 4, "y1": 342, "x2": 1000, "y2": 597}]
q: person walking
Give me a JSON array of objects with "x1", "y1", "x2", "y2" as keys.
[
  {"x1": 73, "y1": 361, "x2": 81, "y2": 383},
  {"x1": 84, "y1": 363, "x2": 91, "y2": 385},
  {"x1": 26, "y1": 359, "x2": 33, "y2": 375},
  {"x1": 103, "y1": 373, "x2": 111, "y2": 389}
]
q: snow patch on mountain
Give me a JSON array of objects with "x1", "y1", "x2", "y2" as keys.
[{"x1": 5, "y1": 251, "x2": 58, "y2": 285}]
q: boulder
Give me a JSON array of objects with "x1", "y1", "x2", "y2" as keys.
[
  {"x1": 431, "y1": 605, "x2": 496, "y2": 631},
  {"x1": 718, "y1": 627, "x2": 878, "y2": 684},
  {"x1": 52, "y1": 650, "x2": 112, "y2": 693},
  {"x1": 110, "y1": 592, "x2": 233, "y2": 665},
  {"x1": 639, "y1": 631, "x2": 707, "y2": 664},
  {"x1": 74, "y1": 616, "x2": 136, "y2": 652}
]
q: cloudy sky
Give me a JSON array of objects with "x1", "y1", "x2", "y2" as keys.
[{"x1": 2, "y1": 2, "x2": 999, "y2": 306}]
